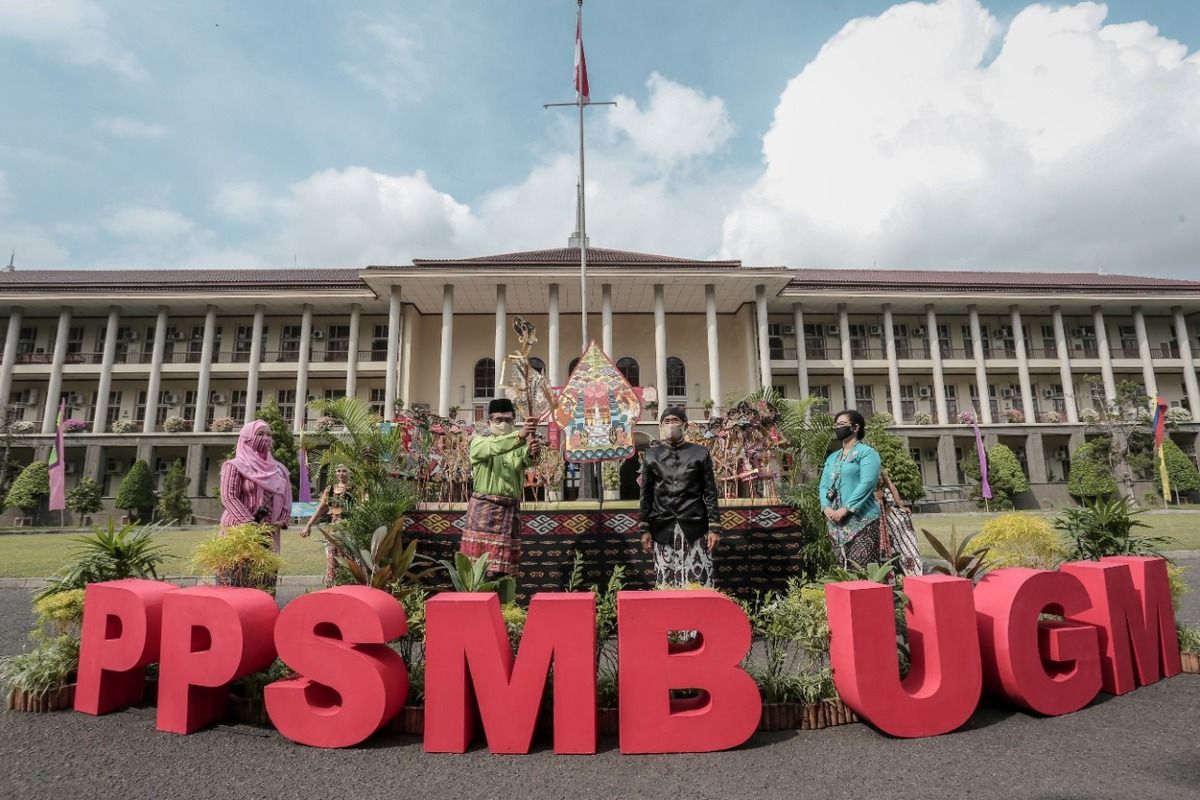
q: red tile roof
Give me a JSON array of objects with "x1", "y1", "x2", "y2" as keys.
[
  {"x1": 0, "y1": 268, "x2": 365, "y2": 291},
  {"x1": 401, "y1": 247, "x2": 744, "y2": 268},
  {"x1": 787, "y1": 268, "x2": 1200, "y2": 293}
]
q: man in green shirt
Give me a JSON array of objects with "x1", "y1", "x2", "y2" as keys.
[{"x1": 459, "y1": 397, "x2": 540, "y2": 576}]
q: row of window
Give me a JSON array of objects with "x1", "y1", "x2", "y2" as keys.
[{"x1": 470, "y1": 356, "x2": 686, "y2": 399}]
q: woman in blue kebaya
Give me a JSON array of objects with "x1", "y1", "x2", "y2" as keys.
[{"x1": 819, "y1": 409, "x2": 883, "y2": 568}]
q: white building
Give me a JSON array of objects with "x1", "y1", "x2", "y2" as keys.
[{"x1": 2, "y1": 246, "x2": 1198, "y2": 519}]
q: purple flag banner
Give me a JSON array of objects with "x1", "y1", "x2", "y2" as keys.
[
  {"x1": 298, "y1": 446, "x2": 312, "y2": 503},
  {"x1": 48, "y1": 401, "x2": 66, "y2": 511},
  {"x1": 969, "y1": 406, "x2": 993, "y2": 500}
]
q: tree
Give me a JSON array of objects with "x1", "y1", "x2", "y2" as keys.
[
  {"x1": 65, "y1": 477, "x2": 104, "y2": 523},
  {"x1": 3, "y1": 461, "x2": 49, "y2": 516},
  {"x1": 1077, "y1": 376, "x2": 1150, "y2": 501},
  {"x1": 256, "y1": 400, "x2": 300, "y2": 495},
  {"x1": 866, "y1": 412, "x2": 925, "y2": 502},
  {"x1": 1067, "y1": 437, "x2": 1119, "y2": 501},
  {"x1": 960, "y1": 443, "x2": 1030, "y2": 509},
  {"x1": 114, "y1": 460, "x2": 156, "y2": 522},
  {"x1": 156, "y1": 459, "x2": 193, "y2": 524},
  {"x1": 1153, "y1": 439, "x2": 1200, "y2": 503}
]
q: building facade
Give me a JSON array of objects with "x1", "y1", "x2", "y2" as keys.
[{"x1": 2, "y1": 247, "x2": 1199, "y2": 520}]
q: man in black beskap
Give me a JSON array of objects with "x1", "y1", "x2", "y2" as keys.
[{"x1": 638, "y1": 406, "x2": 722, "y2": 588}]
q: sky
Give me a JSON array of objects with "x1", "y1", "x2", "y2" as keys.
[{"x1": 0, "y1": 0, "x2": 1197, "y2": 276}]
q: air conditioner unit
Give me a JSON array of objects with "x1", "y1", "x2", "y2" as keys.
[
  {"x1": 1043, "y1": 388, "x2": 1056, "y2": 398},
  {"x1": 781, "y1": 325, "x2": 795, "y2": 335},
  {"x1": 67, "y1": 393, "x2": 84, "y2": 407},
  {"x1": 869, "y1": 325, "x2": 883, "y2": 336},
  {"x1": 105, "y1": 459, "x2": 124, "y2": 473},
  {"x1": 154, "y1": 459, "x2": 170, "y2": 473},
  {"x1": 826, "y1": 325, "x2": 840, "y2": 336},
  {"x1": 1070, "y1": 328, "x2": 1085, "y2": 338},
  {"x1": 64, "y1": 463, "x2": 77, "y2": 475},
  {"x1": 311, "y1": 330, "x2": 324, "y2": 340},
  {"x1": 1000, "y1": 388, "x2": 1014, "y2": 398},
  {"x1": 169, "y1": 331, "x2": 185, "y2": 341},
  {"x1": 912, "y1": 326, "x2": 926, "y2": 336},
  {"x1": 210, "y1": 393, "x2": 227, "y2": 405},
  {"x1": 918, "y1": 387, "x2": 932, "y2": 398},
  {"x1": 162, "y1": 393, "x2": 180, "y2": 405},
  {"x1": 192, "y1": 330, "x2": 204, "y2": 340}
]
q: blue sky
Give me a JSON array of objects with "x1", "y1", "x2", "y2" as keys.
[{"x1": 0, "y1": 0, "x2": 1198, "y2": 275}]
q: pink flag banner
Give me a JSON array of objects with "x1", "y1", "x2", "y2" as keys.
[
  {"x1": 48, "y1": 401, "x2": 67, "y2": 511},
  {"x1": 968, "y1": 407, "x2": 993, "y2": 501},
  {"x1": 574, "y1": 14, "x2": 590, "y2": 104},
  {"x1": 298, "y1": 446, "x2": 312, "y2": 503}
]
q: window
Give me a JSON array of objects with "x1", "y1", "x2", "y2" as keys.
[
  {"x1": 277, "y1": 389, "x2": 296, "y2": 424},
  {"x1": 945, "y1": 384, "x2": 958, "y2": 418},
  {"x1": 135, "y1": 391, "x2": 147, "y2": 424},
  {"x1": 854, "y1": 385, "x2": 875, "y2": 417},
  {"x1": 183, "y1": 390, "x2": 198, "y2": 423},
  {"x1": 368, "y1": 388, "x2": 385, "y2": 417},
  {"x1": 234, "y1": 326, "x2": 256, "y2": 363},
  {"x1": 1041, "y1": 324, "x2": 1057, "y2": 357},
  {"x1": 105, "y1": 391, "x2": 122, "y2": 427},
  {"x1": 848, "y1": 324, "x2": 869, "y2": 359},
  {"x1": 803, "y1": 324, "x2": 826, "y2": 359},
  {"x1": 474, "y1": 358, "x2": 495, "y2": 399},
  {"x1": 666, "y1": 356, "x2": 686, "y2": 399},
  {"x1": 16, "y1": 327, "x2": 37, "y2": 354},
  {"x1": 529, "y1": 357, "x2": 546, "y2": 374},
  {"x1": 810, "y1": 385, "x2": 831, "y2": 407},
  {"x1": 899, "y1": 385, "x2": 916, "y2": 419},
  {"x1": 1077, "y1": 324, "x2": 1098, "y2": 357},
  {"x1": 616, "y1": 357, "x2": 639, "y2": 386},
  {"x1": 230, "y1": 390, "x2": 261, "y2": 422},
  {"x1": 327, "y1": 325, "x2": 351, "y2": 362},
  {"x1": 371, "y1": 324, "x2": 389, "y2": 361},
  {"x1": 937, "y1": 325, "x2": 952, "y2": 358},
  {"x1": 280, "y1": 325, "x2": 303, "y2": 361},
  {"x1": 767, "y1": 323, "x2": 785, "y2": 360},
  {"x1": 893, "y1": 324, "x2": 910, "y2": 359},
  {"x1": 1119, "y1": 325, "x2": 1139, "y2": 358}
]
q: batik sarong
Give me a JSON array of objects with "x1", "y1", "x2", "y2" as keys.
[
  {"x1": 460, "y1": 492, "x2": 521, "y2": 575},
  {"x1": 653, "y1": 523, "x2": 714, "y2": 589}
]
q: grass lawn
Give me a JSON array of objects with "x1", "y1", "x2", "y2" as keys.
[{"x1": 1, "y1": 509, "x2": 1197, "y2": 579}]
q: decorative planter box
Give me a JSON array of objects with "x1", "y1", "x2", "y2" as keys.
[
  {"x1": 6, "y1": 682, "x2": 76, "y2": 712},
  {"x1": 228, "y1": 694, "x2": 271, "y2": 726},
  {"x1": 1181, "y1": 652, "x2": 1200, "y2": 674},
  {"x1": 758, "y1": 698, "x2": 859, "y2": 731},
  {"x1": 597, "y1": 707, "x2": 619, "y2": 736},
  {"x1": 392, "y1": 705, "x2": 424, "y2": 734}
]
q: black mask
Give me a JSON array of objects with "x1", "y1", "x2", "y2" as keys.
[{"x1": 834, "y1": 426, "x2": 855, "y2": 441}]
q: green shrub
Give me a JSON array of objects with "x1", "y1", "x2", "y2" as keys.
[
  {"x1": 1053, "y1": 496, "x2": 1172, "y2": 560},
  {"x1": 961, "y1": 443, "x2": 1029, "y2": 509},
  {"x1": 32, "y1": 589, "x2": 86, "y2": 637},
  {"x1": 65, "y1": 477, "x2": 104, "y2": 518},
  {"x1": 114, "y1": 460, "x2": 156, "y2": 521},
  {"x1": 1067, "y1": 438, "x2": 1118, "y2": 500},
  {"x1": 867, "y1": 415, "x2": 925, "y2": 502},
  {"x1": 155, "y1": 459, "x2": 192, "y2": 524},
  {"x1": 256, "y1": 401, "x2": 300, "y2": 496},
  {"x1": 190, "y1": 523, "x2": 282, "y2": 590},
  {"x1": 0, "y1": 635, "x2": 79, "y2": 695},
  {"x1": 4, "y1": 461, "x2": 49, "y2": 513},
  {"x1": 37, "y1": 520, "x2": 170, "y2": 599},
  {"x1": 1154, "y1": 439, "x2": 1200, "y2": 501},
  {"x1": 973, "y1": 513, "x2": 1067, "y2": 569}
]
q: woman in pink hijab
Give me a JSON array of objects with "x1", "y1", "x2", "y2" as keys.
[{"x1": 220, "y1": 419, "x2": 293, "y2": 551}]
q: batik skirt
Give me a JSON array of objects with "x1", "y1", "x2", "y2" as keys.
[
  {"x1": 653, "y1": 524, "x2": 714, "y2": 589},
  {"x1": 460, "y1": 492, "x2": 521, "y2": 575},
  {"x1": 828, "y1": 518, "x2": 883, "y2": 570}
]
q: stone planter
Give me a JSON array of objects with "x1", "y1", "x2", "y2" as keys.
[
  {"x1": 7, "y1": 682, "x2": 76, "y2": 712},
  {"x1": 602, "y1": 489, "x2": 620, "y2": 501},
  {"x1": 1181, "y1": 652, "x2": 1200, "y2": 674}
]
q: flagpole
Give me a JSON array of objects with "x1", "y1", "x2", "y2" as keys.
[{"x1": 577, "y1": 0, "x2": 588, "y2": 351}]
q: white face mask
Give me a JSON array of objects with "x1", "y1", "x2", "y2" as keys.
[
  {"x1": 660, "y1": 422, "x2": 684, "y2": 442},
  {"x1": 490, "y1": 420, "x2": 514, "y2": 436}
]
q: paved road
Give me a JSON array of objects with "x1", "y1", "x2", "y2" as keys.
[{"x1": 2, "y1": 564, "x2": 1199, "y2": 800}]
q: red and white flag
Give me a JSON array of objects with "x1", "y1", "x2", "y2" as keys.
[{"x1": 574, "y1": 15, "x2": 590, "y2": 104}]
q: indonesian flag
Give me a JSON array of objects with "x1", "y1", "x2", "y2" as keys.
[
  {"x1": 574, "y1": 16, "x2": 590, "y2": 104},
  {"x1": 1151, "y1": 395, "x2": 1168, "y2": 447}
]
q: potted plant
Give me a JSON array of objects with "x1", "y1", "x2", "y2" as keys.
[
  {"x1": 190, "y1": 523, "x2": 283, "y2": 595},
  {"x1": 230, "y1": 658, "x2": 293, "y2": 725},
  {"x1": 601, "y1": 461, "x2": 621, "y2": 501},
  {"x1": 538, "y1": 450, "x2": 565, "y2": 503},
  {"x1": 111, "y1": 418, "x2": 136, "y2": 434},
  {"x1": 11, "y1": 419, "x2": 35, "y2": 434},
  {"x1": 390, "y1": 588, "x2": 427, "y2": 734},
  {"x1": 62, "y1": 418, "x2": 89, "y2": 434},
  {"x1": 1179, "y1": 624, "x2": 1200, "y2": 674},
  {"x1": 912, "y1": 411, "x2": 932, "y2": 426},
  {"x1": 1004, "y1": 408, "x2": 1025, "y2": 424},
  {"x1": 314, "y1": 415, "x2": 337, "y2": 432},
  {"x1": 448, "y1": 405, "x2": 461, "y2": 420},
  {"x1": 211, "y1": 416, "x2": 238, "y2": 433},
  {"x1": 162, "y1": 415, "x2": 188, "y2": 433},
  {"x1": 702, "y1": 399, "x2": 715, "y2": 419},
  {"x1": 2, "y1": 589, "x2": 85, "y2": 712}
]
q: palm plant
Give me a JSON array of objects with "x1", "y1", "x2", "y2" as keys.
[
  {"x1": 37, "y1": 520, "x2": 170, "y2": 599},
  {"x1": 435, "y1": 552, "x2": 517, "y2": 605},
  {"x1": 321, "y1": 516, "x2": 431, "y2": 591},
  {"x1": 921, "y1": 527, "x2": 990, "y2": 580},
  {"x1": 1054, "y1": 495, "x2": 1172, "y2": 560},
  {"x1": 304, "y1": 396, "x2": 413, "y2": 492}
]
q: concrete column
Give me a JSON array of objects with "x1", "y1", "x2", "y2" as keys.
[
  {"x1": 90, "y1": 307, "x2": 120, "y2": 433},
  {"x1": 883, "y1": 304, "x2": 902, "y2": 422},
  {"x1": 1068, "y1": 429, "x2": 1086, "y2": 455},
  {"x1": 1132, "y1": 306, "x2": 1157, "y2": 399},
  {"x1": 345, "y1": 303, "x2": 362, "y2": 398},
  {"x1": 927, "y1": 305, "x2": 948, "y2": 424},
  {"x1": 384, "y1": 285, "x2": 402, "y2": 415},
  {"x1": 1174, "y1": 306, "x2": 1200, "y2": 421},
  {"x1": 1025, "y1": 431, "x2": 1048, "y2": 484},
  {"x1": 294, "y1": 303, "x2": 313, "y2": 433},
  {"x1": 654, "y1": 284, "x2": 667, "y2": 400},
  {"x1": 839, "y1": 303, "x2": 854, "y2": 409},
  {"x1": 245, "y1": 305, "x2": 265, "y2": 424},
  {"x1": 755, "y1": 284, "x2": 772, "y2": 391},
  {"x1": 400, "y1": 305, "x2": 415, "y2": 406},
  {"x1": 1052, "y1": 306, "x2": 1078, "y2": 423},
  {"x1": 548, "y1": 284, "x2": 561, "y2": 386},
  {"x1": 143, "y1": 306, "x2": 169, "y2": 434},
  {"x1": 0, "y1": 307, "x2": 22, "y2": 425},
  {"x1": 936, "y1": 433, "x2": 958, "y2": 487},
  {"x1": 192, "y1": 305, "x2": 217, "y2": 433},
  {"x1": 1011, "y1": 305, "x2": 1034, "y2": 421},
  {"x1": 82, "y1": 443, "x2": 103, "y2": 485},
  {"x1": 705, "y1": 284, "x2": 722, "y2": 415},
  {"x1": 42, "y1": 306, "x2": 73, "y2": 433},
  {"x1": 792, "y1": 303, "x2": 809, "y2": 401},
  {"x1": 494, "y1": 284, "x2": 508, "y2": 384},
  {"x1": 1092, "y1": 306, "x2": 1117, "y2": 406},
  {"x1": 968, "y1": 305, "x2": 991, "y2": 424},
  {"x1": 601, "y1": 283, "x2": 613, "y2": 357},
  {"x1": 438, "y1": 284, "x2": 454, "y2": 417},
  {"x1": 742, "y1": 306, "x2": 757, "y2": 392},
  {"x1": 186, "y1": 442, "x2": 205, "y2": 500}
]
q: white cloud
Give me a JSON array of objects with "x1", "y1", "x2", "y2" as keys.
[
  {"x1": 721, "y1": 0, "x2": 1200, "y2": 276},
  {"x1": 95, "y1": 116, "x2": 168, "y2": 140},
  {"x1": 342, "y1": 17, "x2": 428, "y2": 104},
  {"x1": 0, "y1": 0, "x2": 145, "y2": 79},
  {"x1": 0, "y1": 171, "x2": 71, "y2": 266},
  {"x1": 105, "y1": 206, "x2": 195, "y2": 241},
  {"x1": 610, "y1": 73, "x2": 735, "y2": 167},
  {"x1": 212, "y1": 182, "x2": 269, "y2": 223}
]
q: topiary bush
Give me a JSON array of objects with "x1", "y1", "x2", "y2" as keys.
[
  {"x1": 114, "y1": 460, "x2": 156, "y2": 522},
  {"x1": 156, "y1": 459, "x2": 192, "y2": 524},
  {"x1": 1153, "y1": 439, "x2": 1200, "y2": 502},
  {"x1": 65, "y1": 477, "x2": 104, "y2": 521},
  {"x1": 960, "y1": 443, "x2": 1030, "y2": 509},
  {"x1": 1067, "y1": 438, "x2": 1118, "y2": 500},
  {"x1": 4, "y1": 461, "x2": 49, "y2": 515},
  {"x1": 973, "y1": 513, "x2": 1067, "y2": 570}
]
